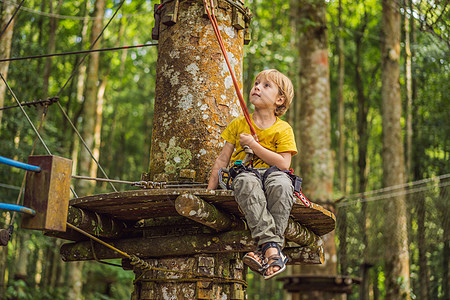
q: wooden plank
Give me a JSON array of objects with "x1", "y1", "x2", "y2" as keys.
[
  {"x1": 277, "y1": 275, "x2": 361, "y2": 294},
  {"x1": 69, "y1": 189, "x2": 335, "y2": 236},
  {"x1": 60, "y1": 230, "x2": 323, "y2": 264}
]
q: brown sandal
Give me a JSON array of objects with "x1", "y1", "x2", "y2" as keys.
[
  {"x1": 243, "y1": 250, "x2": 264, "y2": 275},
  {"x1": 261, "y1": 242, "x2": 288, "y2": 280}
]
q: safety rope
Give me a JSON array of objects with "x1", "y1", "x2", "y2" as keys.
[
  {"x1": 0, "y1": 43, "x2": 158, "y2": 63},
  {"x1": 203, "y1": 0, "x2": 258, "y2": 141},
  {"x1": 90, "y1": 239, "x2": 122, "y2": 268},
  {"x1": 66, "y1": 223, "x2": 247, "y2": 287}
]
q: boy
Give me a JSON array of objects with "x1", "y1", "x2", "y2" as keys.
[{"x1": 207, "y1": 69, "x2": 297, "y2": 279}]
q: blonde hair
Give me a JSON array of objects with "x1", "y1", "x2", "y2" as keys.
[{"x1": 255, "y1": 69, "x2": 294, "y2": 116}]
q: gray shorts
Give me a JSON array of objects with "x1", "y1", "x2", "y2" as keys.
[{"x1": 232, "y1": 168, "x2": 294, "y2": 248}]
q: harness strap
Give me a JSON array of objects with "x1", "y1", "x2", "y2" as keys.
[
  {"x1": 223, "y1": 163, "x2": 312, "y2": 208},
  {"x1": 226, "y1": 162, "x2": 261, "y2": 190},
  {"x1": 261, "y1": 166, "x2": 311, "y2": 207}
]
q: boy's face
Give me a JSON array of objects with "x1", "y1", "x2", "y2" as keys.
[{"x1": 249, "y1": 76, "x2": 284, "y2": 111}]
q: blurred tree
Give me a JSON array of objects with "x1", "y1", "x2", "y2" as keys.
[
  {"x1": 381, "y1": 0, "x2": 411, "y2": 298},
  {"x1": 0, "y1": 0, "x2": 17, "y2": 125},
  {"x1": 77, "y1": 0, "x2": 105, "y2": 195},
  {"x1": 294, "y1": 0, "x2": 336, "y2": 299}
]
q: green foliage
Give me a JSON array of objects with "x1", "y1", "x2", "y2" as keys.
[{"x1": 0, "y1": 0, "x2": 448, "y2": 299}]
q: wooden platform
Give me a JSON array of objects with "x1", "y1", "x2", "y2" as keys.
[
  {"x1": 70, "y1": 189, "x2": 335, "y2": 236},
  {"x1": 277, "y1": 275, "x2": 361, "y2": 294}
]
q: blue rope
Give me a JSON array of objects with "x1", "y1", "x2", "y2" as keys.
[
  {"x1": 0, "y1": 203, "x2": 36, "y2": 216},
  {"x1": 0, "y1": 155, "x2": 41, "y2": 172}
]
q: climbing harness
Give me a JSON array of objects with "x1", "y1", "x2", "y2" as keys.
[
  {"x1": 220, "y1": 163, "x2": 311, "y2": 207},
  {"x1": 218, "y1": 145, "x2": 258, "y2": 189},
  {"x1": 263, "y1": 166, "x2": 312, "y2": 207},
  {"x1": 218, "y1": 149, "x2": 311, "y2": 207}
]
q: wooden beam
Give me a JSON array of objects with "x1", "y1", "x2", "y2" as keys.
[
  {"x1": 285, "y1": 238, "x2": 324, "y2": 265},
  {"x1": 175, "y1": 193, "x2": 246, "y2": 231},
  {"x1": 60, "y1": 230, "x2": 323, "y2": 264},
  {"x1": 46, "y1": 206, "x2": 127, "y2": 240},
  {"x1": 66, "y1": 206, "x2": 126, "y2": 238},
  {"x1": 277, "y1": 275, "x2": 361, "y2": 294},
  {"x1": 285, "y1": 217, "x2": 320, "y2": 246},
  {"x1": 175, "y1": 193, "x2": 320, "y2": 247}
]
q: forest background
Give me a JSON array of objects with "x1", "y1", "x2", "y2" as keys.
[{"x1": 0, "y1": 0, "x2": 448, "y2": 299}]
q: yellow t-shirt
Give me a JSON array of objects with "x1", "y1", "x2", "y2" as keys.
[{"x1": 221, "y1": 114, "x2": 298, "y2": 168}]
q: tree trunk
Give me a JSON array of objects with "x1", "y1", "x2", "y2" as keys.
[
  {"x1": 337, "y1": 0, "x2": 346, "y2": 195},
  {"x1": 70, "y1": 0, "x2": 91, "y2": 179},
  {"x1": 417, "y1": 195, "x2": 429, "y2": 300},
  {"x1": 148, "y1": 0, "x2": 244, "y2": 183},
  {"x1": 297, "y1": 1, "x2": 333, "y2": 201},
  {"x1": 74, "y1": 0, "x2": 91, "y2": 110},
  {"x1": 381, "y1": 1, "x2": 411, "y2": 299},
  {"x1": 403, "y1": 0, "x2": 413, "y2": 181},
  {"x1": 336, "y1": 0, "x2": 348, "y2": 279},
  {"x1": 66, "y1": 261, "x2": 84, "y2": 300},
  {"x1": 42, "y1": 0, "x2": 63, "y2": 97},
  {"x1": 78, "y1": 0, "x2": 106, "y2": 194},
  {"x1": 296, "y1": 0, "x2": 336, "y2": 299},
  {"x1": 89, "y1": 77, "x2": 107, "y2": 180},
  {"x1": 354, "y1": 13, "x2": 370, "y2": 300},
  {"x1": 14, "y1": 232, "x2": 29, "y2": 281},
  {"x1": 68, "y1": 1, "x2": 105, "y2": 297},
  {"x1": 0, "y1": 0, "x2": 16, "y2": 125},
  {"x1": 442, "y1": 200, "x2": 450, "y2": 300}
]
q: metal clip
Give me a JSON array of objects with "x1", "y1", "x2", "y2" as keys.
[{"x1": 218, "y1": 168, "x2": 229, "y2": 190}]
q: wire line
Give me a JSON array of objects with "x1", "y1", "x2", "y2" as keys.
[
  {"x1": 54, "y1": 1, "x2": 128, "y2": 193},
  {"x1": 0, "y1": 43, "x2": 158, "y2": 63},
  {"x1": 56, "y1": 0, "x2": 125, "y2": 97},
  {"x1": 343, "y1": 173, "x2": 450, "y2": 200},
  {"x1": 0, "y1": 0, "x2": 149, "y2": 21},
  {"x1": 0, "y1": 0, "x2": 25, "y2": 41},
  {"x1": 0, "y1": 72, "x2": 52, "y2": 155}
]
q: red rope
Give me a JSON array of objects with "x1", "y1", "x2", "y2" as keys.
[{"x1": 203, "y1": 0, "x2": 258, "y2": 141}]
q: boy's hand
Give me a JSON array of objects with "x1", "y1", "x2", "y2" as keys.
[{"x1": 239, "y1": 133, "x2": 256, "y2": 148}]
